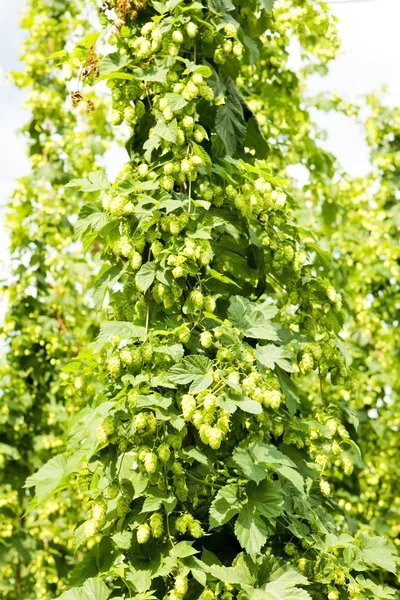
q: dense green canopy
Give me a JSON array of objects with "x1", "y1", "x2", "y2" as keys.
[{"x1": 1, "y1": 1, "x2": 399, "y2": 599}]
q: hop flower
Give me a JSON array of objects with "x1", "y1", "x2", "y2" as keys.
[
  {"x1": 116, "y1": 495, "x2": 131, "y2": 517},
  {"x1": 178, "y1": 325, "x2": 191, "y2": 344},
  {"x1": 134, "y1": 413, "x2": 148, "y2": 431},
  {"x1": 109, "y1": 195, "x2": 125, "y2": 217},
  {"x1": 174, "y1": 576, "x2": 188, "y2": 596},
  {"x1": 182, "y1": 115, "x2": 194, "y2": 130},
  {"x1": 203, "y1": 393, "x2": 216, "y2": 413},
  {"x1": 232, "y1": 42, "x2": 243, "y2": 57},
  {"x1": 175, "y1": 515, "x2": 188, "y2": 534},
  {"x1": 131, "y1": 252, "x2": 142, "y2": 270},
  {"x1": 161, "y1": 176, "x2": 175, "y2": 191},
  {"x1": 172, "y1": 30, "x2": 184, "y2": 44},
  {"x1": 102, "y1": 416, "x2": 115, "y2": 436},
  {"x1": 319, "y1": 480, "x2": 331, "y2": 497},
  {"x1": 111, "y1": 109, "x2": 124, "y2": 126},
  {"x1": 128, "y1": 389, "x2": 139, "y2": 407},
  {"x1": 124, "y1": 106, "x2": 136, "y2": 123},
  {"x1": 150, "y1": 512, "x2": 164, "y2": 538},
  {"x1": 84, "y1": 519, "x2": 98, "y2": 540},
  {"x1": 143, "y1": 452, "x2": 158, "y2": 474},
  {"x1": 174, "y1": 474, "x2": 189, "y2": 502},
  {"x1": 284, "y1": 542, "x2": 296, "y2": 556},
  {"x1": 182, "y1": 394, "x2": 197, "y2": 420},
  {"x1": 203, "y1": 296, "x2": 216, "y2": 312},
  {"x1": 141, "y1": 342, "x2": 153, "y2": 362},
  {"x1": 186, "y1": 22, "x2": 198, "y2": 38},
  {"x1": 263, "y1": 390, "x2": 282, "y2": 409},
  {"x1": 200, "y1": 331, "x2": 213, "y2": 348},
  {"x1": 207, "y1": 427, "x2": 223, "y2": 450},
  {"x1": 107, "y1": 482, "x2": 119, "y2": 499},
  {"x1": 138, "y1": 163, "x2": 149, "y2": 177},
  {"x1": 189, "y1": 517, "x2": 204, "y2": 538},
  {"x1": 137, "y1": 523, "x2": 151, "y2": 544},
  {"x1": 298, "y1": 558, "x2": 307, "y2": 572},
  {"x1": 342, "y1": 455, "x2": 354, "y2": 475},
  {"x1": 158, "y1": 444, "x2": 171, "y2": 464},
  {"x1": 190, "y1": 290, "x2": 204, "y2": 310},
  {"x1": 96, "y1": 424, "x2": 108, "y2": 446}
]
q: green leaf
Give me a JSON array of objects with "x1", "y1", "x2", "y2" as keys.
[
  {"x1": 132, "y1": 66, "x2": 169, "y2": 82},
  {"x1": 25, "y1": 455, "x2": 67, "y2": 503},
  {"x1": 244, "y1": 115, "x2": 269, "y2": 158},
  {"x1": 165, "y1": 93, "x2": 188, "y2": 111},
  {"x1": 153, "y1": 119, "x2": 179, "y2": 143},
  {"x1": 208, "y1": 563, "x2": 252, "y2": 585},
  {"x1": 97, "y1": 71, "x2": 136, "y2": 82},
  {"x1": 81, "y1": 579, "x2": 111, "y2": 600},
  {"x1": 228, "y1": 296, "x2": 278, "y2": 340},
  {"x1": 141, "y1": 490, "x2": 166, "y2": 513},
  {"x1": 262, "y1": 567, "x2": 311, "y2": 600},
  {"x1": 75, "y1": 204, "x2": 107, "y2": 238},
  {"x1": 170, "y1": 541, "x2": 199, "y2": 559},
  {"x1": 209, "y1": 484, "x2": 240, "y2": 528},
  {"x1": 255, "y1": 344, "x2": 294, "y2": 373},
  {"x1": 99, "y1": 52, "x2": 130, "y2": 75},
  {"x1": 184, "y1": 62, "x2": 213, "y2": 78},
  {"x1": 259, "y1": 0, "x2": 276, "y2": 12},
  {"x1": 182, "y1": 447, "x2": 210, "y2": 466},
  {"x1": 359, "y1": 534, "x2": 398, "y2": 574},
  {"x1": 94, "y1": 321, "x2": 146, "y2": 350},
  {"x1": 207, "y1": 268, "x2": 241, "y2": 288},
  {"x1": 153, "y1": 344, "x2": 184, "y2": 362},
  {"x1": 232, "y1": 448, "x2": 267, "y2": 484},
  {"x1": 249, "y1": 443, "x2": 304, "y2": 494},
  {"x1": 306, "y1": 242, "x2": 331, "y2": 269},
  {"x1": 126, "y1": 565, "x2": 153, "y2": 593},
  {"x1": 0, "y1": 443, "x2": 20, "y2": 460},
  {"x1": 216, "y1": 92, "x2": 246, "y2": 156},
  {"x1": 234, "y1": 505, "x2": 268, "y2": 557},
  {"x1": 168, "y1": 356, "x2": 214, "y2": 393},
  {"x1": 143, "y1": 136, "x2": 161, "y2": 162},
  {"x1": 136, "y1": 263, "x2": 157, "y2": 293},
  {"x1": 208, "y1": 0, "x2": 235, "y2": 13},
  {"x1": 66, "y1": 171, "x2": 109, "y2": 192},
  {"x1": 248, "y1": 480, "x2": 284, "y2": 520},
  {"x1": 276, "y1": 369, "x2": 300, "y2": 415}
]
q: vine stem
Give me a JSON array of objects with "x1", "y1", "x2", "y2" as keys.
[
  {"x1": 145, "y1": 294, "x2": 151, "y2": 339},
  {"x1": 165, "y1": 508, "x2": 175, "y2": 548},
  {"x1": 186, "y1": 471, "x2": 223, "y2": 489},
  {"x1": 188, "y1": 178, "x2": 192, "y2": 214}
]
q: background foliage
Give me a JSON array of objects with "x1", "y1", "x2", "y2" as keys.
[{"x1": 1, "y1": 1, "x2": 400, "y2": 599}]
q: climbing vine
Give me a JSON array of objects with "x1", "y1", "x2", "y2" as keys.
[
  {"x1": 20, "y1": 1, "x2": 400, "y2": 600},
  {"x1": 0, "y1": 1, "x2": 111, "y2": 598}
]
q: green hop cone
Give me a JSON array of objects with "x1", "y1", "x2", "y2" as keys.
[
  {"x1": 96, "y1": 424, "x2": 108, "y2": 446},
  {"x1": 149, "y1": 513, "x2": 164, "y2": 538},
  {"x1": 102, "y1": 416, "x2": 115, "y2": 436},
  {"x1": 174, "y1": 576, "x2": 188, "y2": 596},
  {"x1": 181, "y1": 393, "x2": 196, "y2": 420},
  {"x1": 200, "y1": 331, "x2": 213, "y2": 348},
  {"x1": 107, "y1": 482, "x2": 119, "y2": 499},
  {"x1": 158, "y1": 443, "x2": 171, "y2": 464},
  {"x1": 137, "y1": 523, "x2": 151, "y2": 544},
  {"x1": 143, "y1": 452, "x2": 158, "y2": 474},
  {"x1": 116, "y1": 495, "x2": 131, "y2": 518},
  {"x1": 107, "y1": 355, "x2": 121, "y2": 378}
]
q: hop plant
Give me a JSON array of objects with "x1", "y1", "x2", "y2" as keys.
[
  {"x1": 137, "y1": 523, "x2": 151, "y2": 544},
  {"x1": 116, "y1": 496, "x2": 131, "y2": 518}
]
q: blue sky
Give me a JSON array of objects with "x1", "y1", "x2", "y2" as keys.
[{"x1": 1, "y1": 0, "x2": 399, "y2": 289}]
